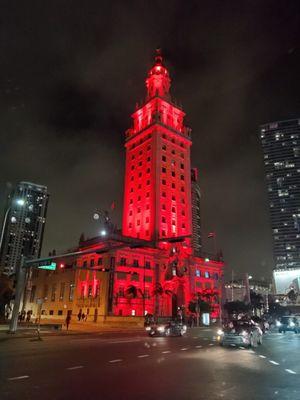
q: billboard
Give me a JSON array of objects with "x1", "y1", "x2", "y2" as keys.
[{"x1": 273, "y1": 268, "x2": 300, "y2": 294}]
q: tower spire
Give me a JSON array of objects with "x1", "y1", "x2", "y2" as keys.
[{"x1": 145, "y1": 49, "x2": 171, "y2": 99}]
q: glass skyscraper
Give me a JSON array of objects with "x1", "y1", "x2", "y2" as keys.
[
  {"x1": 0, "y1": 181, "x2": 49, "y2": 274},
  {"x1": 260, "y1": 119, "x2": 300, "y2": 269}
]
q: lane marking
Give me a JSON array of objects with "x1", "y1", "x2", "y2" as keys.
[
  {"x1": 195, "y1": 345, "x2": 202, "y2": 348},
  {"x1": 162, "y1": 350, "x2": 171, "y2": 354},
  {"x1": 137, "y1": 354, "x2": 149, "y2": 358},
  {"x1": 259, "y1": 355, "x2": 266, "y2": 359},
  {"x1": 269, "y1": 360, "x2": 280, "y2": 365},
  {"x1": 285, "y1": 369, "x2": 297, "y2": 374},
  {"x1": 67, "y1": 366, "x2": 84, "y2": 370},
  {"x1": 181, "y1": 348, "x2": 188, "y2": 351},
  {"x1": 8, "y1": 375, "x2": 29, "y2": 381},
  {"x1": 109, "y1": 359, "x2": 123, "y2": 363}
]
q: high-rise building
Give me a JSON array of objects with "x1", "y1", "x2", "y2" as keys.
[
  {"x1": 27, "y1": 53, "x2": 224, "y2": 321},
  {"x1": 0, "y1": 181, "x2": 49, "y2": 274},
  {"x1": 260, "y1": 119, "x2": 300, "y2": 269},
  {"x1": 191, "y1": 168, "x2": 202, "y2": 255},
  {"x1": 122, "y1": 51, "x2": 192, "y2": 242}
]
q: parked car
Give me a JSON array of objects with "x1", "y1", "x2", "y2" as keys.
[
  {"x1": 146, "y1": 319, "x2": 187, "y2": 337},
  {"x1": 217, "y1": 319, "x2": 263, "y2": 347},
  {"x1": 276, "y1": 315, "x2": 300, "y2": 333}
]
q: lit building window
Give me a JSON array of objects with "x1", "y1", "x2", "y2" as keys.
[{"x1": 205, "y1": 271, "x2": 210, "y2": 278}]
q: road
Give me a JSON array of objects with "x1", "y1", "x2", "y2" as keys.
[{"x1": 1, "y1": 327, "x2": 300, "y2": 400}]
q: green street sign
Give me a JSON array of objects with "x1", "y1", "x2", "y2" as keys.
[{"x1": 38, "y1": 262, "x2": 57, "y2": 271}]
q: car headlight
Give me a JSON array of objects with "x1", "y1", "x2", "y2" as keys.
[
  {"x1": 289, "y1": 321, "x2": 295, "y2": 327},
  {"x1": 145, "y1": 326, "x2": 151, "y2": 331},
  {"x1": 276, "y1": 320, "x2": 281, "y2": 327},
  {"x1": 217, "y1": 329, "x2": 224, "y2": 335},
  {"x1": 182, "y1": 325, "x2": 187, "y2": 332},
  {"x1": 157, "y1": 326, "x2": 165, "y2": 332}
]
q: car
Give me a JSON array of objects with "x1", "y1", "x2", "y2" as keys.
[
  {"x1": 146, "y1": 319, "x2": 187, "y2": 337},
  {"x1": 277, "y1": 315, "x2": 300, "y2": 333},
  {"x1": 217, "y1": 319, "x2": 263, "y2": 347}
]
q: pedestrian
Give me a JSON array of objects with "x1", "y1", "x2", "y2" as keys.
[
  {"x1": 77, "y1": 310, "x2": 82, "y2": 321},
  {"x1": 81, "y1": 313, "x2": 85, "y2": 321},
  {"x1": 26, "y1": 310, "x2": 31, "y2": 323},
  {"x1": 65, "y1": 314, "x2": 71, "y2": 330}
]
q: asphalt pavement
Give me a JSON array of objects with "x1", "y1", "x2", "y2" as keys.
[{"x1": 1, "y1": 327, "x2": 299, "y2": 400}]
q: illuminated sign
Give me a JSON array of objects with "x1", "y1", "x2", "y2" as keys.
[
  {"x1": 38, "y1": 262, "x2": 56, "y2": 271},
  {"x1": 273, "y1": 268, "x2": 300, "y2": 294}
]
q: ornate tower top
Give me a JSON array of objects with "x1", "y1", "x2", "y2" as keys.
[{"x1": 146, "y1": 49, "x2": 171, "y2": 99}]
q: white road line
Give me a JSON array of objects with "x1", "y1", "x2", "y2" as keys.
[
  {"x1": 67, "y1": 366, "x2": 84, "y2": 370},
  {"x1": 181, "y1": 348, "x2": 188, "y2": 351},
  {"x1": 259, "y1": 355, "x2": 266, "y2": 359},
  {"x1": 285, "y1": 369, "x2": 297, "y2": 374},
  {"x1": 269, "y1": 360, "x2": 280, "y2": 365},
  {"x1": 8, "y1": 375, "x2": 29, "y2": 381},
  {"x1": 195, "y1": 345, "x2": 202, "y2": 348},
  {"x1": 162, "y1": 350, "x2": 171, "y2": 354},
  {"x1": 137, "y1": 354, "x2": 149, "y2": 358},
  {"x1": 109, "y1": 359, "x2": 123, "y2": 363}
]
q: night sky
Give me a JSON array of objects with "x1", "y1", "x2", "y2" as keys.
[{"x1": 1, "y1": 1, "x2": 300, "y2": 279}]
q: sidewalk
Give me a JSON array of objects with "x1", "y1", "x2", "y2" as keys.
[{"x1": 0, "y1": 320, "x2": 145, "y2": 341}]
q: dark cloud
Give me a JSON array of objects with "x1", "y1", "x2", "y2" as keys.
[{"x1": 1, "y1": 0, "x2": 300, "y2": 279}]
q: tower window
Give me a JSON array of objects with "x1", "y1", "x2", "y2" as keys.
[
  {"x1": 139, "y1": 161, "x2": 142, "y2": 166},
  {"x1": 171, "y1": 207, "x2": 176, "y2": 213},
  {"x1": 172, "y1": 195, "x2": 176, "y2": 201},
  {"x1": 162, "y1": 217, "x2": 166, "y2": 223},
  {"x1": 147, "y1": 145, "x2": 151, "y2": 151},
  {"x1": 137, "y1": 207, "x2": 141, "y2": 213},
  {"x1": 162, "y1": 167, "x2": 166, "y2": 173},
  {"x1": 130, "y1": 199, "x2": 133, "y2": 204},
  {"x1": 162, "y1": 204, "x2": 166, "y2": 210},
  {"x1": 131, "y1": 155, "x2": 135, "y2": 160},
  {"x1": 162, "y1": 192, "x2": 166, "y2": 198},
  {"x1": 171, "y1": 171, "x2": 175, "y2": 177},
  {"x1": 181, "y1": 198, "x2": 185, "y2": 204},
  {"x1": 147, "y1": 168, "x2": 150, "y2": 173},
  {"x1": 172, "y1": 220, "x2": 176, "y2": 225},
  {"x1": 172, "y1": 183, "x2": 175, "y2": 189},
  {"x1": 181, "y1": 210, "x2": 185, "y2": 216},
  {"x1": 146, "y1": 192, "x2": 150, "y2": 198},
  {"x1": 182, "y1": 223, "x2": 186, "y2": 229},
  {"x1": 171, "y1": 150, "x2": 175, "y2": 155},
  {"x1": 162, "y1": 155, "x2": 166, "y2": 162},
  {"x1": 129, "y1": 210, "x2": 133, "y2": 216},
  {"x1": 131, "y1": 165, "x2": 135, "y2": 171},
  {"x1": 180, "y1": 153, "x2": 184, "y2": 158},
  {"x1": 180, "y1": 175, "x2": 184, "y2": 180},
  {"x1": 181, "y1": 187, "x2": 185, "y2": 192},
  {"x1": 130, "y1": 188, "x2": 134, "y2": 193},
  {"x1": 180, "y1": 163, "x2": 184, "y2": 169},
  {"x1": 146, "y1": 204, "x2": 150, "y2": 210},
  {"x1": 147, "y1": 157, "x2": 151, "y2": 162},
  {"x1": 162, "y1": 179, "x2": 166, "y2": 185},
  {"x1": 162, "y1": 145, "x2": 166, "y2": 151},
  {"x1": 146, "y1": 180, "x2": 150, "y2": 185},
  {"x1": 139, "y1": 150, "x2": 143, "y2": 155},
  {"x1": 162, "y1": 230, "x2": 166, "y2": 236}
]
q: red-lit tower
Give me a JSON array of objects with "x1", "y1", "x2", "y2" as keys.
[{"x1": 122, "y1": 51, "x2": 192, "y2": 243}]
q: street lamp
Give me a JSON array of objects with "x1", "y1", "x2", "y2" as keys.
[
  {"x1": 100, "y1": 230, "x2": 107, "y2": 236},
  {"x1": 0, "y1": 198, "x2": 25, "y2": 255}
]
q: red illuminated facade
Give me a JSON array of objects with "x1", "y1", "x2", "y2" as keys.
[
  {"x1": 27, "y1": 52, "x2": 224, "y2": 322},
  {"x1": 123, "y1": 52, "x2": 192, "y2": 242}
]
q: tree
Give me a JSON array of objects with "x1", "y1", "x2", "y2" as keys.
[
  {"x1": 0, "y1": 273, "x2": 14, "y2": 321},
  {"x1": 287, "y1": 289, "x2": 297, "y2": 303}
]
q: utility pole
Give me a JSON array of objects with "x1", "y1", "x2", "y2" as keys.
[{"x1": 9, "y1": 257, "x2": 26, "y2": 333}]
